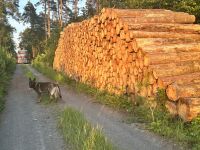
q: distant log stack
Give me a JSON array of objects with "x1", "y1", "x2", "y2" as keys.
[{"x1": 53, "y1": 8, "x2": 200, "y2": 121}]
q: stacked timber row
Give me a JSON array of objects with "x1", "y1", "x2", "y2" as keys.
[{"x1": 53, "y1": 8, "x2": 200, "y2": 121}]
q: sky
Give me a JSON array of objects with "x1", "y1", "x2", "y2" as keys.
[
  {"x1": 9, "y1": 0, "x2": 86, "y2": 51},
  {"x1": 9, "y1": 0, "x2": 41, "y2": 51}
]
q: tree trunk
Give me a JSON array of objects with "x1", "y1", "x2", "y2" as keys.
[
  {"x1": 47, "y1": 0, "x2": 51, "y2": 38},
  {"x1": 59, "y1": 0, "x2": 63, "y2": 27},
  {"x1": 44, "y1": 0, "x2": 48, "y2": 41},
  {"x1": 73, "y1": 0, "x2": 78, "y2": 19}
]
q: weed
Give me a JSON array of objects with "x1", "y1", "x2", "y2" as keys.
[
  {"x1": 0, "y1": 48, "x2": 16, "y2": 112},
  {"x1": 58, "y1": 107, "x2": 114, "y2": 150},
  {"x1": 21, "y1": 65, "x2": 36, "y2": 80}
]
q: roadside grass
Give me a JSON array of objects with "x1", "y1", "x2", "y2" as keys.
[
  {"x1": 0, "y1": 73, "x2": 11, "y2": 112},
  {"x1": 58, "y1": 107, "x2": 114, "y2": 150},
  {"x1": 32, "y1": 60, "x2": 200, "y2": 149},
  {"x1": 0, "y1": 48, "x2": 16, "y2": 112}
]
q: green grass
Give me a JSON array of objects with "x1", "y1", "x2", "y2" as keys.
[
  {"x1": 0, "y1": 48, "x2": 16, "y2": 112},
  {"x1": 32, "y1": 60, "x2": 200, "y2": 149},
  {"x1": 59, "y1": 107, "x2": 114, "y2": 150},
  {"x1": 21, "y1": 65, "x2": 36, "y2": 80},
  {"x1": 0, "y1": 72, "x2": 15, "y2": 112}
]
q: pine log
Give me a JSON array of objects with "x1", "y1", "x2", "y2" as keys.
[
  {"x1": 111, "y1": 9, "x2": 174, "y2": 17},
  {"x1": 159, "y1": 72, "x2": 200, "y2": 87},
  {"x1": 135, "y1": 38, "x2": 198, "y2": 48},
  {"x1": 141, "y1": 43, "x2": 200, "y2": 54},
  {"x1": 181, "y1": 98, "x2": 200, "y2": 106},
  {"x1": 165, "y1": 101, "x2": 178, "y2": 116},
  {"x1": 144, "y1": 51, "x2": 200, "y2": 65},
  {"x1": 126, "y1": 23, "x2": 200, "y2": 34},
  {"x1": 167, "y1": 82, "x2": 200, "y2": 101},
  {"x1": 128, "y1": 31, "x2": 200, "y2": 39},
  {"x1": 120, "y1": 14, "x2": 195, "y2": 24},
  {"x1": 178, "y1": 100, "x2": 200, "y2": 121},
  {"x1": 150, "y1": 60, "x2": 200, "y2": 78}
]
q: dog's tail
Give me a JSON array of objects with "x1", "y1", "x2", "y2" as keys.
[{"x1": 50, "y1": 86, "x2": 61, "y2": 99}]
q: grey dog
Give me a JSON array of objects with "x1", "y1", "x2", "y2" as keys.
[{"x1": 29, "y1": 78, "x2": 62, "y2": 102}]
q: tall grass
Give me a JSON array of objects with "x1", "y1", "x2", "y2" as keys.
[
  {"x1": 21, "y1": 65, "x2": 36, "y2": 80},
  {"x1": 0, "y1": 48, "x2": 16, "y2": 112},
  {"x1": 59, "y1": 107, "x2": 114, "y2": 150}
]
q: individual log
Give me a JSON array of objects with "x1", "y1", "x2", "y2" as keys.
[
  {"x1": 166, "y1": 82, "x2": 200, "y2": 101},
  {"x1": 144, "y1": 51, "x2": 200, "y2": 65},
  {"x1": 165, "y1": 101, "x2": 178, "y2": 116},
  {"x1": 150, "y1": 58, "x2": 200, "y2": 77},
  {"x1": 128, "y1": 30, "x2": 200, "y2": 40},
  {"x1": 126, "y1": 23, "x2": 200, "y2": 34},
  {"x1": 178, "y1": 99, "x2": 200, "y2": 121},
  {"x1": 120, "y1": 14, "x2": 195, "y2": 24},
  {"x1": 181, "y1": 98, "x2": 200, "y2": 106},
  {"x1": 159, "y1": 72, "x2": 200, "y2": 87},
  {"x1": 135, "y1": 38, "x2": 198, "y2": 48}
]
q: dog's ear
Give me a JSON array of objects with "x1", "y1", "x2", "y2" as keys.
[{"x1": 29, "y1": 78, "x2": 32, "y2": 81}]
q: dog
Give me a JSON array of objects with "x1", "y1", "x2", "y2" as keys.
[{"x1": 29, "y1": 78, "x2": 62, "y2": 102}]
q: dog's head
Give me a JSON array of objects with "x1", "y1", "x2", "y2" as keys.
[{"x1": 29, "y1": 78, "x2": 36, "y2": 88}]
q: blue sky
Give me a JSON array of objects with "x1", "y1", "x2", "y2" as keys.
[{"x1": 9, "y1": 0, "x2": 85, "y2": 51}]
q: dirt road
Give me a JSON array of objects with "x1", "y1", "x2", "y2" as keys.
[
  {"x1": 26, "y1": 65, "x2": 180, "y2": 150},
  {"x1": 0, "y1": 65, "x2": 67, "y2": 150}
]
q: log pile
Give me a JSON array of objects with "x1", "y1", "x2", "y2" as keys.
[{"x1": 53, "y1": 8, "x2": 200, "y2": 121}]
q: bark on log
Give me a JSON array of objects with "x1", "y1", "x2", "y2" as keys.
[
  {"x1": 178, "y1": 100, "x2": 200, "y2": 121},
  {"x1": 159, "y1": 72, "x2": 200, "y2": 87},
  {"x1": 120, "y1": 15, "x2": 195, "y2": 24},
  {"x1": 127, "y1": 23, "x2": 200, "y2": 34},
  {"x1": 144, "y1": 51, "x2": 200, "y2": 65},
  {"x1": 128, "y1": 31, "x2": 200, "y2": 39},
  {"x1": 150, "y1": 60, "x2": 200, "y2": 78},
  {"x1": 165, "y1": 101, "x2": 178, "y2": 116}
]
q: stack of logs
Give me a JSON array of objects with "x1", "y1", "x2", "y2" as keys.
[{"x1": 53, "y1": 8, "x2": 200, "y2": 121}]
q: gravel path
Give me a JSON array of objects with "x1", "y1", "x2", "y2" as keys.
[
  {"x1": 27, "y1": 65, "x2": 181, "y2": 150},
  {"x1": 0, "y1": 65, "x2": 67, "y2": 150}
]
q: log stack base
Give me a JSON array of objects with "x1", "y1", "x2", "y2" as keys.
[{"x1": 53, "y1": 8, "x2": 200, "y2": 121}]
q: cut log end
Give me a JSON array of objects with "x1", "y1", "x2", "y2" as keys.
[{"x1": 166, "y1": 83, "x2": 179, "y2": 101}]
